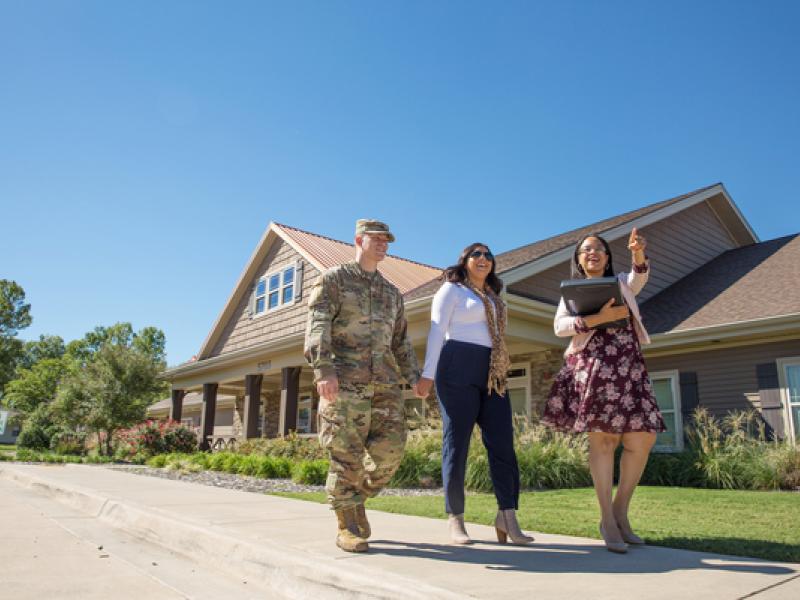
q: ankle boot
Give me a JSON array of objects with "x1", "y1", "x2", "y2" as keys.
[
  {"x1": 355, "y1": 503, "x2": 371, "y2": 539},
  {"x1": 495, "y1": 509, "x2": 534, "y2": 545},
  {"x1": 448, "y1": 513, "x2": 472, "y2": 545},
  {"x1": 334, "y1": 507, "x2": 368, "y2": 553}
]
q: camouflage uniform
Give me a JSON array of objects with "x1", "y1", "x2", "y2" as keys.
[{"x1": 304, "y1": 261, "x2": 420, "y2": 509}]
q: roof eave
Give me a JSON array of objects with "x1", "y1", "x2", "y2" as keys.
[{"x1": 646, "y1": 312, "x2": 800, "y2": 355}]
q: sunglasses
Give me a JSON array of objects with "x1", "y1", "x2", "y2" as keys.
[{"x1": 469, "y1": 250, "x2": 494, "y2": 260}]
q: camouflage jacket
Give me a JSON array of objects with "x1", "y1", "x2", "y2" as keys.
[{"x1": 304, "y1": 262, "x2": 420, "y2": 386}]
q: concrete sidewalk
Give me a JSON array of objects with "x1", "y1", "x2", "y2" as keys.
[{"x1": 1, "y1": 463, "x2": 797, "y2": 600}]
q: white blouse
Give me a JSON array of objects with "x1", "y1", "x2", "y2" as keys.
[{"x1": 421, "y1": 281, "x2": 495, "y2": 379}]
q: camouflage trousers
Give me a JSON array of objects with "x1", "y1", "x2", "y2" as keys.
[{"x1": 317, "y1": 382, "x2": 407, "y2": 509}]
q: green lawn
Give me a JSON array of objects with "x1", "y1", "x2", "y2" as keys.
[
  {"x1": 0, "y1": 443, "x2": 16, "y2": 454},
  {"x1": 274, "y1": 486, "x2": 800, "y2": 563}
]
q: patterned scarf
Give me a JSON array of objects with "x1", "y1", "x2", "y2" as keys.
[{"x1": 463, "y1": 280, "x2": 511, "y2": 396}]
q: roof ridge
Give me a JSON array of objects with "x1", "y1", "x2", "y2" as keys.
[
  {"x1": 273, "y1": 222, "x2": 442, "y2": 270},
  {"x1": 495, "y1": 182, "x2": 722, "y2": 261}
]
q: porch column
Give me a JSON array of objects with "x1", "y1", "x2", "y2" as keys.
[
  {"x1": 169, "y1": 389, "x2": 185, "y2": 422},
  {"x1": 199, "y1": 382, "x2": 218, "y2": 451},
  {"x1": 279, "y1": 367, "x2": 302, "y2": 436},
  {"x1": 243, "y1": 374, "x2": 263, "y2": 439}
]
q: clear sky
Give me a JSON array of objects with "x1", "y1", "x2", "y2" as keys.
[{"x1": 2, "y1": 1, "x2": 798, "y2": 366}]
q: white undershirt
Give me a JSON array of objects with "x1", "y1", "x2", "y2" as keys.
[{"x1": 422, "y1": 281, "x2": 495, "y2": 379}]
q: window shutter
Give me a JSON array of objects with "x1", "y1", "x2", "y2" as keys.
[
  {"x1": 294, "y1": 260, "x2": 304, "y2": 303},
  {"x1": 756, "y1": 362, "x2": 785, "y2": 439},
  {"x1": 679, "y1": 372, "x2": 699, "y2": 419},
  {"x1": 247, "y1": 283, "x2": 256, "y2": 318}
]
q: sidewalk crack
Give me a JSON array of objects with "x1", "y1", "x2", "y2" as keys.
[{"x1": 738, "y1": 573, "x2": 800, "y2": 599}]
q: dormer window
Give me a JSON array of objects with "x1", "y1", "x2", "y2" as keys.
[{"x1": 255, "y1": 264, "x2": 299, "y2": 315}]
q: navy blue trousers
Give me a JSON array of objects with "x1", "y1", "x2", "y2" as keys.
[{"x1": 435, "y1": 340, "x2": 521, "y2": 515}]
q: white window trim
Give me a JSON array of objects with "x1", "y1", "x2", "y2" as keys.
[
  {"x1": 507, "y1": 362, "x2": 531, "y2": 419},
  {"x1": 776, "y1": 356, "x2": 800, "y2": 443},
  {"x1": 254, "y1": 263, "x2": 299, "y2": 317},
  {"x1": 650, "y1": 369, "x2": 684, "y2": 452}
]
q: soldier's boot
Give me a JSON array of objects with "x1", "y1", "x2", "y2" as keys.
[
  {"x1": 335, "y1": 507, "x2": 369, "y2": 553},
  {"x1": 355, "y1": 503, "x2": 371, "y2": 539}
]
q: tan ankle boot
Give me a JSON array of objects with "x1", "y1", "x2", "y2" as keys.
[
  {"x1": 335, "y1": 507, "x2": 368, "y2": 553},
  {"x1": 355, "y1": 503, "x2": 371, "y2": 539},
  {"x1": 495, "y1": 509, "x2": 534, "y2": 545},
  {"x1": 448, "y1": 513, "x2": 472, "y2": 545}
]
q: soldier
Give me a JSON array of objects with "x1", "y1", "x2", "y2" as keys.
[{"x1": 304, "y1": 219, "x2": 420, "y2": 553}]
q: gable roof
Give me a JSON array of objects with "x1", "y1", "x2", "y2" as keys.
[
  {"x1": 641, "y1": 234, "x2": 800, "y2": 334},
  {"x1": 196, "y1": 222, "x2": 441, "y2": 360},
  {"x1": 405, "y1": 182, "x2": 758, "y2": 302},
  {"x1": 274, "y1": 223, "x2": 441, "y2": 294}
]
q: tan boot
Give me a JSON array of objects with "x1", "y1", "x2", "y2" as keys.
[
  {"x1": 355, "y1": 503, "x2": 371, "y2": 539},
  {"x1": 495, "y1": 509, "x2": 534, "y2": 545},
  {"x1": 335, "y1": 507, "x2": 369, "y2": 553},
  {"x1": 448, "y1": 513, "x2": 472, "y2": 545}
]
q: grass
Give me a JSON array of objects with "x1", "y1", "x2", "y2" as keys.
[{"x1": 273, "y1": 486, "x2": 800, "y2": 563}]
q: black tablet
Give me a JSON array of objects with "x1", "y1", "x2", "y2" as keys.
[{"x1": 559, "y1": 277, "x2": 628, "y2": 329}]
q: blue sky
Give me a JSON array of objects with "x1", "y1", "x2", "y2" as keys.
[{"x1": 2, "y1": 1, "x2": 798, "y2": 366}]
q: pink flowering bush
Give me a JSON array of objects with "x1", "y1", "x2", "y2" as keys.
[{"x1": 115, "y1": 420, "x2": 197, "y2": 462}]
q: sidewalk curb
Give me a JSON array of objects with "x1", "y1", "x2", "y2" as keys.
[{"x1": 0, "y1": 464, "x2": 465, "y2": 600}]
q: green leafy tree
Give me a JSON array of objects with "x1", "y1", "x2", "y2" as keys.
[
  {"x1": 65, "y1": 323, "x2": 165, "y2": 365},
  {"x1": 55, "y1": 344, "x2": 166, "y2": 455},
  {"x1": 18, "y1": 335, "x2": 66, "y2": 371},
  {"x1": 4, "y1": 358, "x2": 69, "y2": 417},
  {"x1": 0, "y1": 279, "x2": 32, "y2": 393}
]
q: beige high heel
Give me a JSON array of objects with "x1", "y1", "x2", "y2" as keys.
[
  {"x1": 448, "y1": 513, "x2": 472, "y2": 545},
  {"x1": 494, "y1": 509, "x2": 534, "y2": 545},
  {"x1": 599, "y1": 522, "x2": 628, "y2": 554},
  {"x1": 619, "y1": 526, "x2": 645, "y2": 545}
]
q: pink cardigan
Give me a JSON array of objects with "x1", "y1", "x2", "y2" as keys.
[{"x1": 554, "y1": 266, "x2": 651, "y2": 356}]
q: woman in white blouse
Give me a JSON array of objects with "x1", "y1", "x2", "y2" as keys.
[{"x1": 415, "y1": 243, "x2": 533, "y2": 545}]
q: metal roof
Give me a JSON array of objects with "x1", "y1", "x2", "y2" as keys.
[{"x1": 275, "y1": 223, "x2": 442, "y2": 295}]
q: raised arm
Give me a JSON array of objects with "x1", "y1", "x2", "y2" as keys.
[{"x1": 624, "y1": 227, "x2": 649, "y2": 295}]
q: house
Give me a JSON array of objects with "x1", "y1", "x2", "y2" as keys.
[{"x1": 155, "y1": 183, "x2": 800, "y2": 451}]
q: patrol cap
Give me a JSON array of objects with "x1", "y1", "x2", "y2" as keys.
[{"x1": 355, "y1": 219, "x2": 395, "y2": 242}]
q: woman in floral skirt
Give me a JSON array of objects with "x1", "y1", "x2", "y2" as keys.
[{"x1": 542, "y1": 227, "x2": 665, "y2": 553}]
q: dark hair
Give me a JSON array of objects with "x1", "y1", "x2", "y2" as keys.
[
  {"x1": 571, "y1": 234, "x2": 615, "y2": 279},
  {"x1": 442, "y1": 242, "x2": 504, "y2": 294}
]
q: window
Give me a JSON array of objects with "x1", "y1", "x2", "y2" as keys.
[
  {"x1": 649, "y1": 370, "x2": 683, "y2": 452},
  {"x1": 296, "y1": 394, "x2": 313, "y2": 434},
  {"x1": 255, "y1": 264, "x2": 297, "y2": 315},
  {"x1": 777, "y1": 357, "x2": 800, "y2": 442},
  {"x1": 507, "y1": 363, "x2": 530, "y2": 419}
]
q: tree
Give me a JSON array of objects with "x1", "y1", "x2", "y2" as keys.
[
  {"x1": 0, "y1": 279, "x2": 32, "y2": 393},
  {"x1": 18, "y1": 335, "x2": 66, "y2": 371},
  {"x1": 0, "y1": 280, "x2": 31, "y2": 337},
  {"x1": 65, "y1": 323, "x2": 165, "y2": 365},
  {"x1": 4, "y1": 358, "x2": 69, "y2": 417},
  {"x1": 55, "y1": 344, "x2": 166, "y2": 455}
]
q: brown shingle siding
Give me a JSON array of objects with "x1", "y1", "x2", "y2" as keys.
[{"x1": 210, "y1": 240, "x2": 321, "y2": 358}]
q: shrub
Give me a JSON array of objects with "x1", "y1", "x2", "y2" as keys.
[
  {"x1": 50, "y1": 431, "x2": 87, "y2": 456},
  {"x1": 115, "y1": 420, "x2": 197, "y2": 461},
  {"x1": 237, "y1": 432, "x2": 324, "y2": 460},
  {"x1": 17, "y1": 405, "x2": 59, "y2": 451},
  {"x1": 292, "y1": 459, "x2": 329, "y2": 485}
]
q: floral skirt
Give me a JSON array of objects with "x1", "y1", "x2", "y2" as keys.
[{"x1": 541, "y1": 322, "x2": 666, "y2": 434}]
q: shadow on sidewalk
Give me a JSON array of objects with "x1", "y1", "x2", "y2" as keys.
[{"x1": 368, "y1": 539, "x2": 797, "y2": 575}]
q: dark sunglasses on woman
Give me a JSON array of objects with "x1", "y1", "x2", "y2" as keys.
[{"x1": 469, "y1": 250, "x2": 494, "y2": 260}]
